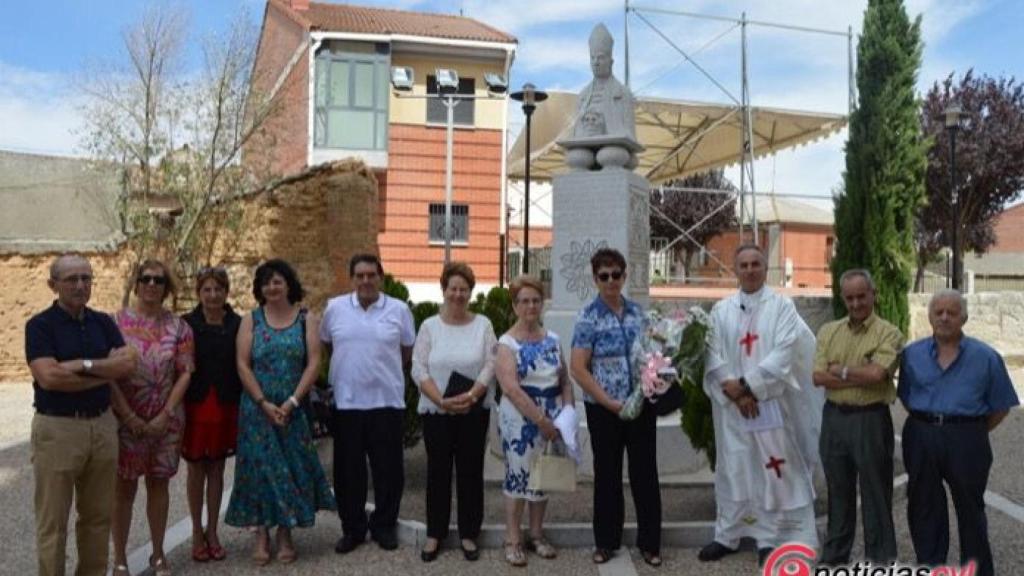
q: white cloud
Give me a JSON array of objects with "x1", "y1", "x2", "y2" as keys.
[{"x1": 0, "y1": 61, "x2": 83, "y2": 156}]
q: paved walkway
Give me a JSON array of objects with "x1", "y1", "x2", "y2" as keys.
[{"x1": 2, "y1": 379, "x2": 1024, "y2": 575}]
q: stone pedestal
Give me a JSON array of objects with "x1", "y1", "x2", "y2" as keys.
[
  {"x1": 540, "y1": 170, "x2": 707, "y2": 478},
  {"x1": 544, "y1": 170, "x2": 651, "y2": 348}
]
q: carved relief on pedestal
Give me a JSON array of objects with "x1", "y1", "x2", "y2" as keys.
[
  {"x1": 559, "y1": 238, "x2": 609, "y2": 300},
  {"x1": 628, "y1": 189, "x2": 650, "y2": 292}
]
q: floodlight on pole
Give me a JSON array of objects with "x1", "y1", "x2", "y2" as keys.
[
  {"x1": 484, "y1": 73, "x2": 508, "y2": 94},
  {"x1": 510, "y1": 83, "x2": 548, "y2": 275},
  {"x1": 942, "y1": 101, "x2": 965, "y2": 291},
  {"x1": 390, "y1": 67, "x2": 414, "y2": 92}
]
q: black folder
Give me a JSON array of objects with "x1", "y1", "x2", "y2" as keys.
[{"x1": 444, "y1": 371, "x2": 476, "y2": 398}]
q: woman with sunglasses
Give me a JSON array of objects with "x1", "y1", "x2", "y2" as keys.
[
  {"x1": 180, "y1": 266, "x2": 240, "y2": 563},
  {"x1": 110, "y1": 259, "x2": 195, "y2": 576},
  {"x1": 569, "y1": 248, "x2": 662, "y2": 567},
  {"x1": 494, "y1": 276, "x2": 574, "y2": 567}
]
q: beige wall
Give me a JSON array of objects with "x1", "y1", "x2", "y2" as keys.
[
  {"x1": 909, "y1": 292, "x2": 1024, "y2": 362},
  {"x1": 1, "y1": 160, "x2": 379, "y2": 382},
  {"x1": 389, "y1": 53, "x2": 508, "y2": 130}
]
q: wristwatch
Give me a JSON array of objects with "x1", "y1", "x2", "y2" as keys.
[{"x1": 82, "y1": 359, "x2": 94, "y2": 373}]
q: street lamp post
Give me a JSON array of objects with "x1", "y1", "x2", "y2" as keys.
[
  {"x1": 510, "y1": 83, "x2": 548, "y2": 275},
  {"x1": 943, "y1": 102, "x2": 965, "y2": 291}
]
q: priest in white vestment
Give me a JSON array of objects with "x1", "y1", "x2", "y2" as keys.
[{"x1": 699, "y1": 244, "x2": 822, "y2": 566}]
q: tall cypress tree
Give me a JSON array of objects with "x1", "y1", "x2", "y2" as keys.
[{"x1": 832, "y1": 0, "x2": 928, "y2": 333}]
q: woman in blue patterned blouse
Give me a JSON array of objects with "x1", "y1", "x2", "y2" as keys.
[
  {"x1": 570, "y1": 248, "x2": 662, "y2": 567},
  {"x1": 494, "y1": 276, "x2": 574, "y2": 567}
]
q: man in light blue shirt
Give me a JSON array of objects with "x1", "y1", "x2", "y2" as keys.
[{"x1": 898, "y1": 289, "x2": 1019, "y2": 576}]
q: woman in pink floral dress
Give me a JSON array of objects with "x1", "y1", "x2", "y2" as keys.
[{"x1": 110, "y1": 259, "x2": 194, "y2": 576}]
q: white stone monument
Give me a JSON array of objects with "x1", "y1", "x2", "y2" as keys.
[{"x1": 543, "y1": 24, "x2": 706, "y2": 478}]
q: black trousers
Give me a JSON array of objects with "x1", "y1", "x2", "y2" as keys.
[
  {"x1": 585, "y1": 401, "x2": 662, "y2": 553},
  {"x1": 421, "y1": 410, "x2": 490, "y2": 540},
  {"x1": 819, "y1": 402, "x2": 897, "y2": 564},
  {"x1": 902, "y1": 417, "x2": 994, "y2": 576},
  {"x1": 332, "y1": 408, "x2": 405, "y2": 539}
]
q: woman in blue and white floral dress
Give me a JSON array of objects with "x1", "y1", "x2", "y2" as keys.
[{"x1": 495, "y1": 276, "x2": 574, "y2": 567}]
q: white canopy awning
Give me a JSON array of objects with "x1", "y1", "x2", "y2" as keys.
[{"x1": 507, "y1": 91, "x2": 847, "y2": 184}]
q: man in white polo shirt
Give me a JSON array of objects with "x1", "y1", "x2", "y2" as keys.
[{"x1": 321, "y1": 253, "x2": 416, "y2": 554}]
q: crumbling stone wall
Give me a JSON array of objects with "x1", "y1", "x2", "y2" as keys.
[{"x1": 0, "y1": 159, "x2": 378, "y2": 381}]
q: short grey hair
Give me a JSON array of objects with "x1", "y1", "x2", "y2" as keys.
[
  {"x1": 733, "y1": 243, "x2": 767, "y2": 265},
  {"x1": 839, "y1": 268, "x2": 876, "y2": 292},
  {"x1": 49, "y1": 254, "x2": 89, "y2": 280},
  {"x1": 929, "y1": 288, "x2": 968, "y2": 319}
]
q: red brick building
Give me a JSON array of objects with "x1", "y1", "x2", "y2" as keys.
[
  {"x1": 248, "y1": 0, "x2": 516, "y2": 300},
  {"x1": 990, "y1": 202, "x2": 1024, "y2": 253},
  {"x1": 688, "y1": 196, "x2": 835, "y2": 290}
]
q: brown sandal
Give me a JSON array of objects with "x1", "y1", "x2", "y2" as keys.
[
  {"x1": 526, "y1": 536, "x2": 557, "y2": 559},
  {"x1": 504, "y1": 542, "x2": 527, "y2": 567},
  {"x1": 642, "y1": 550, "x2": 663, "y2": 567},
  {"x1": 252, "y1": 530, "x2": 271, "y2": 566}
]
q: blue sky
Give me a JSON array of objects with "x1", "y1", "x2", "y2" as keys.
[{"x1": 1, "y1": 0, "x2": 1021, "y2": 198}]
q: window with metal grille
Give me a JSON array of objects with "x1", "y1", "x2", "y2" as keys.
[{"x1": 428, "y1": 203, "x2": 469, "y2": 243}]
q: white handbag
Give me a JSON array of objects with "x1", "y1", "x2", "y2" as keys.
[{"x1": 528, "y1": 441, "x2": 577, "y2": 493}]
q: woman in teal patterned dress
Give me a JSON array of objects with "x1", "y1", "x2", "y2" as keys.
[{"x1": 226, "y1": 259, "x2": 335, "y2": 565}]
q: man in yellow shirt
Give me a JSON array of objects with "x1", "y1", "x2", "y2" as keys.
[{"x1": 813, "y1": 269, "x2": 904, "y2": 565}]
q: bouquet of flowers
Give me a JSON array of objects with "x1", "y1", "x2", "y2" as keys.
[{"x1": 619, "y1": 307, "x2": 706, "y2": 420}]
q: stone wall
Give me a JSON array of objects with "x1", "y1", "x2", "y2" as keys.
[
  {"x1": 657, "y1": 292, "x2": 1024, "y2": 365},
  {"x1": 909, "y1": 292, "x2": 1024, "y2": 362},
  {"x1": 0, "y1": 159, "x2": 378, "y2": 382}
]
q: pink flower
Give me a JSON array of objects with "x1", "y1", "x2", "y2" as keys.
[{"x1": 641, "y1": 352, "x2": 672, "y2": 397}]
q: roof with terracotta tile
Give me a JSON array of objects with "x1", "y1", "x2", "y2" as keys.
[{"x1": 278, "y1": 1, "x2": 516, "y2": 44}]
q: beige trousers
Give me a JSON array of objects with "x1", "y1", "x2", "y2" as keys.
[{"x1": 31, "y1": 411, "x2": 118, "y2": 576}]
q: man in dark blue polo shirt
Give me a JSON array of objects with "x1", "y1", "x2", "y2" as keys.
[
  {"x1": 25, "y1": 254, "x2": 137, "y2": 576},
  {"x1": 898, "y1": 289, "x2": 1019, "y2": 576}
]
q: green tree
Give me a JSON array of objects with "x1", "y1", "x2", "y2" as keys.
[
  {"x1": 79, "y1": 3, "x2": 284, "y2": 305},
  {"x1": 832, "y1": 0, "x2": 928, "y2": 332}
]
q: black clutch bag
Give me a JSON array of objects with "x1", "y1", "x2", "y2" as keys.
[
  {"x1": 444, "y1": 371, "x2": 482, "y2": 412},
  {"x1": 648, "y1": 383, "x2": 685, "y2": 417},
  {"x1": 444, "y1": 371, "x2": 476, "y2": 398}
]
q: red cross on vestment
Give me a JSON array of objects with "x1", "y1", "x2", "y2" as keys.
[
  {"x1": 765, "y1": 456, "x2": 786, "y2": 479},
  {"x1": 740, "y1": 331, "x2": 759, "y2": 356}
]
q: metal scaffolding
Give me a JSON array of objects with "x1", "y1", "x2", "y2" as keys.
[{"x1": 624, "y1": 1, "x2": 854, "y2": 249}]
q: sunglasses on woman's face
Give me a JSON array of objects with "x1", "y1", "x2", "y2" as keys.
[
  {"x1": 597, "y1": 271, "x2": 624, "y2": 282},
  {"x1": 138, "y1": 274, "x2": 167, "y2": 286}
]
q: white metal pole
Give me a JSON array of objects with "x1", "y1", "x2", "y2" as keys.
[{"x1": 444, "y1": 94, "x2": 455, "y2": 265}]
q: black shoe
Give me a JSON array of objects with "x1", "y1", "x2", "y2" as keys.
[
  {"x1": 461, "y1": 540, "x2": 480, "y2": 562},
  {"x1": 420, "y1": 540, "x2": 441, "y2": 562},
  {"x1": 373, "y1": 530, "x2": 399, "y2": 551},
  {"x1": 758, "y1": 547, "x2": 774, "y2": 567},
  {"x1": 334, "y1": 534, "x2": 364, "y2": 554},
  {"x1": 698, "y1": 541, "x2": 738, "y2": 562}
]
